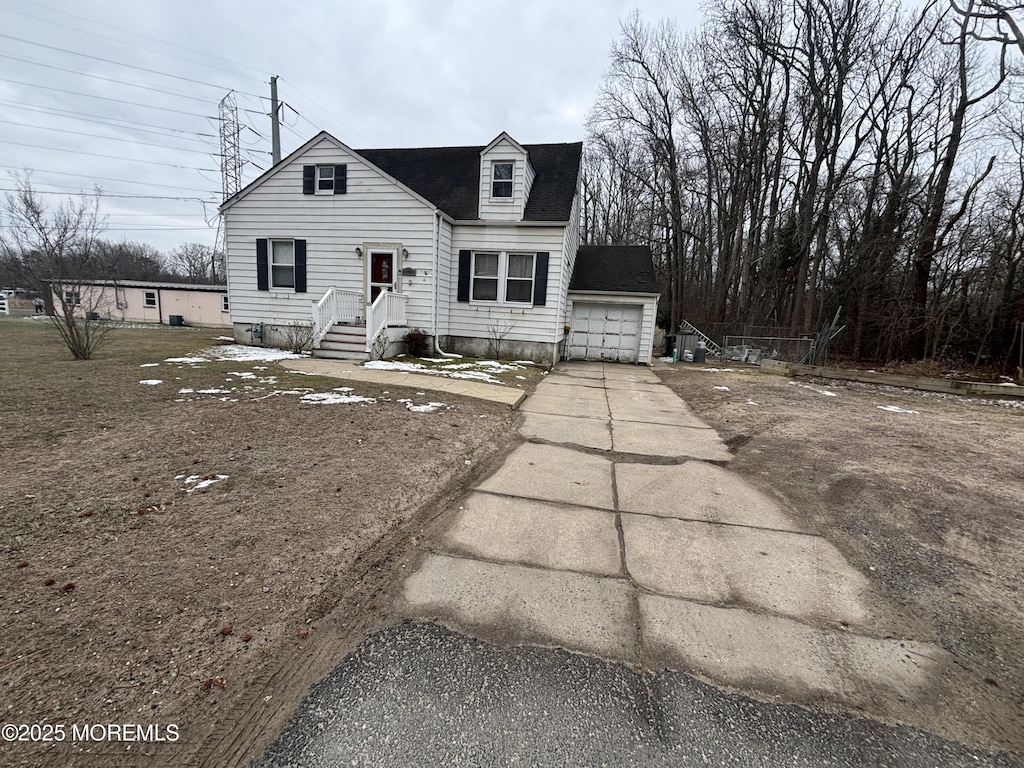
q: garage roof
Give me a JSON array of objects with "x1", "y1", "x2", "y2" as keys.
[{"x1": 569, "y1": 245, "x2": 659, "y2": 294}]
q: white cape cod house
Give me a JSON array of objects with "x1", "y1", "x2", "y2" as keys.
[{"x1": 220, "y1": 130, "x2": 659, "y2": 365}]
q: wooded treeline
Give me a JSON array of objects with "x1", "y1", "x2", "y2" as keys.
[{"x1": 584, "y1": 0, "x2": 1024, "y2": 369}]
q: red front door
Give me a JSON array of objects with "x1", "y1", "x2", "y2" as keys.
[{"x1": 369, "y1": 251, "x2": 394, "y2": 302}]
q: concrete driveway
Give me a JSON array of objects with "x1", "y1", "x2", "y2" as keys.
[{"x1": 400, "y1": 361, "x2": 953, "y2": 714}]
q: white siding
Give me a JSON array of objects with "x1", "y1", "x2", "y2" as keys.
[
  {"x1": 435, "y1": 218, "x2": 454, "y2": 337},
  {"x1": 478, "y1": 136, "x2": 529, "y2": 221},
  {"x1": 225, "y1": 137, "x2": 437, "y2": 328},
  {"x1": 449, "y1": 224, "x2": 567, "y2": 345},
  {"x1": 558, "y1": 190, "x2": 582, "y2": 342}
]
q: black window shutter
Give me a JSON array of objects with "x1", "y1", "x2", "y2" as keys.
[
  {"x1": 294, "y1": 239, "x2": 307, "y2": 293},
  {"x1": 302, "y1": 165, "x2": 315, "y2": 195},
  {"x1": 256, "y1": 239, "x2": 269, "y2": 291},
  {"x1": 533, "y1": 252, "x2": 549, "y2": 306},
  {"x1": 334, "y1": 164, "x2": 347, "y2": 194},
  {"x1": 457, "y1": 250, "x2": 472, "y2": 302}
]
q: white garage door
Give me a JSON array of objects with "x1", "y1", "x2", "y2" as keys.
[{"x1": 568, "y1": 303, "x2": 642, "y2": 363}]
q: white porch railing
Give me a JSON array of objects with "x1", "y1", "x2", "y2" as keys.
[
  {"x1": 312, "y1": 287, "x2": 363, "y2": 345},
  {"x1": 366, "y1": 290, "x2": 408, "y2": 354}
]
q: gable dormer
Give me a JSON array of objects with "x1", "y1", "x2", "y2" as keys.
[{"x1": 478, "y1": 132, "x2": 535, "y2": 221}]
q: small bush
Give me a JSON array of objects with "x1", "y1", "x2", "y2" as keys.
[
  {"x1": 281, "y1": 322, "x2": 313, "y2": 353},
  {"x1": 403, "y1": 328, "x2": 431, "y2": 358}
]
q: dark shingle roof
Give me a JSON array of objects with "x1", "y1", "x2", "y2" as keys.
[
  {"x1": 355, "y1": 142, "x2": 581, "y2": 221},
  {"x1": 570, "y1": 246, "x2": 660, "y2": 294}
]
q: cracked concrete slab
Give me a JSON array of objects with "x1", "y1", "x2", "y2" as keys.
[
  {"x1": 611, "y1": 422, "x2": 731, "y2": 461},
  {"x1": 519, "y1": 412, "x2": 612, "y2": 450},
  {"x1": 436, "y1": 492, "x2": 622, "y2": 577},
  {"x1": 621, "y1": 514, "x2": 870, "y2": 626},
  {"x1": 520, "y1": 394, "x2": 610, "y2": 418},
  {"x1": 400, "y1": 553, "x2": 637, "y2": 659},
  {"x1": 476, "y1": 442, "x2": 615, "y2": 509},
  {"x1": 615, "y1": 463, "x2": 801, "y2": 529},
  {"x1": 602, "y1": 368, "x2": 661, "y2": 384},
  {"x1": 538, "y1": 374, "x2": 607, "y2": 390},
  {"x1": 533, "y1": 381, "x2": 609, "y2": 400},
  {"x1": 640, "y1": 594, "x2": 950, "y2": 710}
]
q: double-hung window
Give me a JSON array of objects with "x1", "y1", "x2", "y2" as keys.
[
  {"x1": 316, "y1": 165, "x2": 335, "y2": 194},
  {"x1": 64, "y1": 290, "x2": 81, "y2": 307},
  {"x1": 270, "y1": 240, "x2": 295, "y2": 289},
  {"x1": 471, "y1": 251, "x2": 535, "y2": 303},
  {"x1": 505, "y1": 253, "x2": 534, "y2": 303},
  {"x1": 491, "y1": 161, "x2": 513, "y2": 198},
  {"x1": 144, "y1": 291, "x2": 157, "y2": 308},
  {"x1": 472, "y1": 253, "x2": 499, "y2": 301}
]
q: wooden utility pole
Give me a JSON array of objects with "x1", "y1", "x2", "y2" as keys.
[{"x1": 270, "y1": 75, "x2": 281, "y2": 165}]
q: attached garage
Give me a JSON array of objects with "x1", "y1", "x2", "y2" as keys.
[
  {"x1": 565, "y1": 246, "x2": 660, "y2": 365},
  {"x1": 568, "y1": 302, "x2": 643, "y2": 362}
]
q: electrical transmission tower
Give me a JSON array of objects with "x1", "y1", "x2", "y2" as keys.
[
  {"x1": 215, "y1": 92, "x2": 244, "y2": 278},
  {"x1": 219, "y1": 92, "x2": 243, "y2": 201}
]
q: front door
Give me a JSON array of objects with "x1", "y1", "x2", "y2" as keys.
[{"x1": 368, "y1": 250, "x2": 395, "y2": 302}]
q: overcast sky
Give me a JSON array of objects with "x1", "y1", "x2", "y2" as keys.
[{"x1": 0, "y1": 0, "x2": 704, "y2": 254}]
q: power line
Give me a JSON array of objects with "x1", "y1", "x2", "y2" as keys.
[
  {"x1": 278, "y1": 77, "x2": 370, "y2": 144},
  {"x1": 0, "y1": 119, "x2": 230, "y2": 155},
  {"x1": 0, "y1": 163, "x2": 218, "y2": 193},
  {"x1": 0, "y1": 187, "x2": 217, "y2": 202},
  {"x1": 0, "y1": 51, "x2": 224, "y2": 104},
  {"x1": 0, "y1": 99, "x2": 219, "y2": 140},
  {"x1": 0, "y1": 140, "x2": 221, "y2": 169},
  {"x1": 0, "y1": 76, "x2": 216, "y2": 118},
  {"x1": 0, "y1": 31, "x2": 266, "y2": 98},
  {"x1": 3, "y1": 0, "x2": 269, "y2": 81}
]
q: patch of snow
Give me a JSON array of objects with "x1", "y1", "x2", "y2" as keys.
[
  {"x1": 228, "y1": 371, "x2": 257, "y2": 379},
  {"x1": 699, "y1": 368, "x2": 735, "y2": 372},
  {"x1": 165, "y1": 356, "x2": 207, "y2": 364},
  {"x1": 515, "y1": 375, "x2": 526, "y2": 380},
  {"x1": 214, "y1": 336, "x2": 235, "y2": 341},
  {"x1": 300, "y1": 392, "x2": 376, "y2": 405},
  {"x1": 877, "y1": 405, "x2": 919, "y2": 414},
  {"x1": 178, "y1": 388, "x2": 194, "y2": 394},
  {"x1": 197, "y1": 388, "x2": 232, "y2": 394},
  {"x1": 817, "y1": 390, "x2": 839, "y2": 397},
  {"x1": 398, "y1": 398, "x2": 450, "y2": 413},
  {"x1": 512, "y1": 360, "x2": 537, "y2": 366},
  {"x1": 139, "y1": 379, "x2": 163, "y2": 385},
  {"x1": 183, "y1": 473, "x2": 228, "y2": 493},
  {"x1": 140, "y1": 363, "x2": 160, "y2": 368},
  {"x1": 746, "y1": 400, "x2": 759, "y2": 406},
  {"x1": 365, "y1": 360, "x2": 424, "y2": 373},
  {"x1": 205, "y1": 344, "x2": 305, "y2": 362},
  {"x1": 712, "y1": 385, "x2": 730, "y2": 392},
  {"x1": 446, "y1": 371, "x2": 501, "y2": 383}
]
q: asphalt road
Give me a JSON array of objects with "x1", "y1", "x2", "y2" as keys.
[{"x1": 255, "y1": 621, "x2": 1015, "y2": 768}]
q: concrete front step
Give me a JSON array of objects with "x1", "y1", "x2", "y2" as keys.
[
  {"x1": 313, "y1": 323, "x2": 367, "y2": 361},
  {"x1": 313, "y1": 345, "x2": 368, "y2": 361}
]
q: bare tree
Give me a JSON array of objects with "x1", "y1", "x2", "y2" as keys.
[
  {"x1": 169, "y1": 242, "x2": 224, "y2": 284},
  {"x1": 0, "y1": 173, "x2": 113, "y2": 360}
]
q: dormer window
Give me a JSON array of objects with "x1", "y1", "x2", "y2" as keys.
[{"x1": 492, "y1": 161, "x2": 513, "y2": 198}]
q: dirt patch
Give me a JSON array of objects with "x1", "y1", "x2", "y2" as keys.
[
  {"x1": 654, "y1": 362, "x2": 1024, "y2": 757},
  {"x1": 0, "y1": 320, "x2": 522, "y2": 767}
]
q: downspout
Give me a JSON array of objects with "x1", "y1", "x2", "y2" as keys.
[{"x1": 432, "y1": 209, "x2": 460, "y2": 358}]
